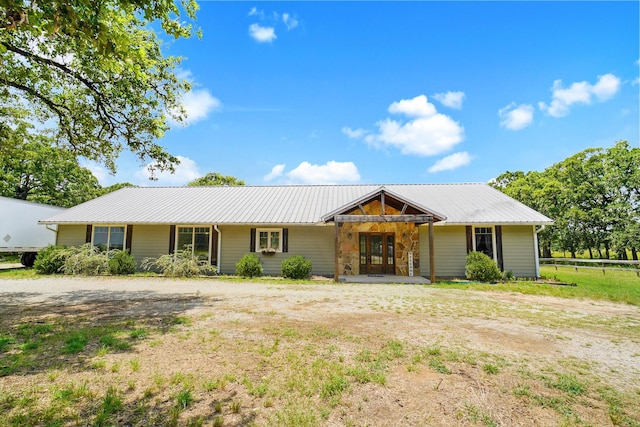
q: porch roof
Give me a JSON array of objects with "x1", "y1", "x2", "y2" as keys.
[{"x1": 320, "y1": 186, "x2": 447, "y2": 223}]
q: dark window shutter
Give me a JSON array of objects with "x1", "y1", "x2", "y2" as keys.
[
  {"x1": 85, "y1": 225, "x2": 93, "y2": 244},
  {"x1": 495, "y1": 225, "x2": 503, "y2": 271},
  {"x1": 211, "y1": 226, "x2": 218, "y2": 265},
  {"x1": 465, "y1": 226, "x2": 473, "y2": 253},
  {"x1": 250, "y1": 228, "x2": 256, "y2": 252},
  {"x1": 125, "y1": 225, "x2": 133, "y2": 252},
  {"x1": 282, "y1": 228, "x2": 288, "y2": 253},
  {"x1": 169, "y1": 225, "x2": 176, "y2": 254}
]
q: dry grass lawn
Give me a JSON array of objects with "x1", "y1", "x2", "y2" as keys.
[{"x1": 1, "y1": 276, "x2": 639, "y2": 426}]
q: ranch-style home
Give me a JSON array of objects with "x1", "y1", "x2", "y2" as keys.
[{"x1": 40, "y1": 184, "x2": 553, "y2": 282}]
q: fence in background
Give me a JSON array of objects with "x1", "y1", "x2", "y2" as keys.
[{"x1": 540, "y1": 258, "x2": 640, "y2": 277}]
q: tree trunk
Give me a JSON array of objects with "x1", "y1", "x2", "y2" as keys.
[
  {"x1": 588, "y1": 248, "x2": 593, "y2": 259},
  {"x1": 632, "y1": 248, "x2": 638, "y2": 261},
  {"x1": 597, "y1": 248, "x2": 603, "y2": 258},
  {"x1": 571, "y1": 249, "x2": 577, "y2": 258},
  {"x1": 543, "y1": 245, "x2": 552, "y2": 258}
]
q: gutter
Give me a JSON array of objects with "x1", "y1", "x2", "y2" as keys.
[
  {"x1": 45, "y1": 224, "x2": 59, "y2": 245},
  {"x1": 214, "y1": 225, "x2": 221, "y2": 274}
]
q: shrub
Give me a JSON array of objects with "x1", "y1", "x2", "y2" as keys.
[
  {"x1": 465, "y1": 251, "x2": 502, "y2": 282},
  {"x1": 141, "y1": 247, "x2": 214, "y2": 277},
  {"x1": 61, "y1": 244, "x2": 110, "y2": 275},
  {"x1": 502, "y1": 270, "x2": 515, "y2": 281},
  {"x1": 108, "y1": 250, "x2": 136, "y2": 275},
  {"x1": 281, "y1": 255, "x2": 312, "y2": 279},
  {"x1": 235, "y1": 253, "x2": 263, "y2": 278},
  {"x1": 34, "y1": 245, "x2": 69, "y2": 274}
]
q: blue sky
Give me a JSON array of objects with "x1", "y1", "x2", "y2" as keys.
[{"x1": 89, "y1": 1, "x2": 640, "y2": 187}]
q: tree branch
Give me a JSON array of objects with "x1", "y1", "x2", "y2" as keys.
[
  {"x1": 4, "y1": 79, "x2": 76, "y2": 148},
  {"x1": 1, "y1": 40, "x2": 119, "y2": 130}
]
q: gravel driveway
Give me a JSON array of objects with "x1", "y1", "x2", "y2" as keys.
[{"x1": 1, "y1": 275, "x2": 639, "y2": 426}]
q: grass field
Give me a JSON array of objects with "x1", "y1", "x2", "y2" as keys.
[{"x1": 432, "y1": 266, "x2": 640, "y2": 306}]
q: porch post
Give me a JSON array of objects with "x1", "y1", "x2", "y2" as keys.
[
  {"x1": 334, "y1": 221, "x2": 340, "y2": 282},
  {"x1": 429, "y1": 217, "x2": 435, "y2": 283}
]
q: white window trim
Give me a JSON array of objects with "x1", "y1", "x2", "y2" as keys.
[
  {"x1": 175, "y1": 225, "x2": 212, "y2": 264},
  {"x1": 472, "y1": 225, "x2": 497, "y2": 262},
  {"x1": 255, "y1": 228, "x2": 283, "y2": 253},
  {"x1": 92, "y1": 224, "x2": 127, "y2": 251}
]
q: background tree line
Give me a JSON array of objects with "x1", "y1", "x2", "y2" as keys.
[{"x1": 491, "y1": 141, "x2": 639, "y2": 260}]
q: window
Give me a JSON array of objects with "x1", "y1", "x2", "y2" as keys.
[
  {"x1": 93, "y1": 226, "x2": 125, "y2": 251},
  {"x1": 177, "y1": 226, "x2": 211, "y2": 261},
  {"x1": 256, "y1": 228, "x2": 281, "y2": 252},
  {"x1": 474, "y1": 227, "x2": 494, "y2": 259}
]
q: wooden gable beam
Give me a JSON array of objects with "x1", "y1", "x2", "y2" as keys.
[{"x1": 335, "y1": 214, "x2": 433, "y2": 224}]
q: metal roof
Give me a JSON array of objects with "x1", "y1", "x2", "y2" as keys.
[{"x1": 40, "y1": 184, "x2": 553, "y2": 225}]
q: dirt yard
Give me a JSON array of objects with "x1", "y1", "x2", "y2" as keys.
[{"x1": 1, "y1": 276, "x2": 639, "y2": 426}]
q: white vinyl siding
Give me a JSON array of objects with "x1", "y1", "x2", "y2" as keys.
[
  {"x1": 420, "y1": 225, "x2": 467, "y2": 279},
  {"x1": 219, "y1": 225, "x2": 334, "y2": 276},
  {"x1": 502, "y1": 225, "x2": 536, "y2": 277},
  {"x1": 56, "y1": 225, "x2": 87, "y2": 247},
  {"x1": 129, "y1": 225, "x2": 170, "y2": 267}
]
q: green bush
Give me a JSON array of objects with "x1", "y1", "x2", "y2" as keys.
[
  {"x1": 465, "y1": 251, "x2": 502, "y2": 282},
  {"x1": 141, "y1": 246, "x2": 214, "y2": 277},
  {"x1": 108, "y1": 250, "x2": 136, "y2": 275},
  {"x1": 34, "y1": 245, "x2": 69, "y2": 274},
  {"x1": 281, "y1": 255, "x2": 312, "y2": 279},
  {"x1": 235, "y1": 253, "x2": 263, "y2": 278},
  {"x1": 61, "y1": 244, "x2": 110, "y2": 275}
]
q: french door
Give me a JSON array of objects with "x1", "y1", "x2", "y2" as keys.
[{"x1": 359, "y1": 233, "x2": 395, "y2": 275}]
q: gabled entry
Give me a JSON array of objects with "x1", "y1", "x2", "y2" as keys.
[{"x1": 322, "y1": 186, "x2": 447, "y2": 282}]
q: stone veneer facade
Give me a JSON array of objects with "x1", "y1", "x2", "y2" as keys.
[{"x1": 336, "y1": 199, "x2": 420, "y2": 276}]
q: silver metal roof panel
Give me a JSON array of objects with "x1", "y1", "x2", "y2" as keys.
[{"x1": 40, "y1": 184, "x2": 553, "y2": 225}]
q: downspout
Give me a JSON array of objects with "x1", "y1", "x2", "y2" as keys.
[
  {"x1": 533, "y1": 225, "x2": 546, "y2": 279},
  {"x1": 45, "y1": 224, "x2": 59, "y2": 245},
  {"x1": 214, "y1": 225, "x2": 221, "y2": 275}
]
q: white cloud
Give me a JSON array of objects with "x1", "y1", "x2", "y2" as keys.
[
  {"x1": 264, "y1": 164, "x2": 286, "y2": 182},
  {"x1": 172, "y1": 90, "x2": 221, "y2": 126},
  {"x1": 282, "y1": 13, "x2": 299, "y2": 30},
  {"x1": 591, "y1": 74, "x2": 621, "y2": 100},
  {"x1": 355, "y1": 95, "x2": 464, "y2": 157},
  {"x1": 499, "y1": 103, "x2": 534, "y2": 131},
  {"x1": 248, "y1": 7, "x2": 263, "y2": 18},
  {"x1": 285, "y1": 161, "x2": 361, "y2": 184},
  {"x1": 427, "y1": 152, "x2": 472, "y2": 173},
  {"x1": 538, "y1": 73, "x2": 621, "y2": 118},
  {"x1": 433, "y1": 91, "x2": 465, "y2": 109},
  {"x1": 135, "y1": 156, "x2": 201, "y2": 185},
  {"x1": 388, "y1": 94, "x2": 437, "y2": 117},
  {"x1": 249, "y1": 23, "x2": 277, "y2": 43},
  {"x1": 342, "y1": 126, "x2": 368, "y2": 139}
]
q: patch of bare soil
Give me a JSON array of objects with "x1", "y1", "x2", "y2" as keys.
[{"x1": 0, "y1": 277, "x2": 639, "y2": 426}]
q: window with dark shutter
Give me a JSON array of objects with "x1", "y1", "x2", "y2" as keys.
[
  {"x1": 283, "y1": 228, "x2": 288, "y2": 253},
  {"x1": 126, "y1": 225, "x2": 133, "y2": 252},
  {"x1": 169, "y1": 225, "x2": 176, "y2": 254},
  {"x1": 250, "y1": 228, "x2": 256, "y2": 252},
  {"x1": 85, "y1": 225, "x2": 93, "y2": 244}
]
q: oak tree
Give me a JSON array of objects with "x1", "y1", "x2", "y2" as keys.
[{"x1": 1, "y1": 0, "x2": 200, "y2": 174}]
